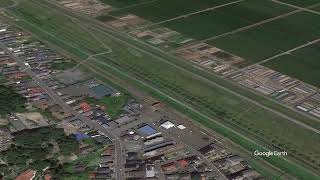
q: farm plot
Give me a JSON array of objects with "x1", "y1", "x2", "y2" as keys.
[
  {"x1": 208, "y1": 12, "x2": 320, "y2": 63},
  {"x1": 161, "y1": 0, "x2": 294, "y2": 40},
  {"x1": 98, "y1": 0, "x2": 153, "y2": 8},
  {"x1": 278, "y1": 0, "x2": 320, "y2": 7},
  {"x1": 263, "y1": 42, "x2": 320, "y2": 88},
  {"x1": 109, "y1": 0, "x2": 235, "y2": 22},
  {"x1": 311, "y1": 4, "x2": 320, "y2": 12}
]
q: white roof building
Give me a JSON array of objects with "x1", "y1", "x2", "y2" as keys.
[{"x1": 160, "y1": 121, "x2": 175, "y2": 129}]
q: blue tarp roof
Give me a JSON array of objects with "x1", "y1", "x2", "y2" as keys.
[
  {"x1": 90, "y1": 85, "x2": 113, "y2": 99},
  {"x1": 138, "y1": 125, "x2": 157, "y2": 136},
  {"x1": 74, "y1": 133, "x2": 90, "y2": 141}
]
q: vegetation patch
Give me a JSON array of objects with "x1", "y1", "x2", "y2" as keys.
[
  {"x1": 51, "y1": 60, "x2": 77, "y2": 71},
  {"x1": 86, "y1": 95, "x2": 128, "y2": 118},
  {"x1": 0, "y1": 126, "x2": 78, "y2": 178},
  {"x1": 0, "y1": 85, "x2": 27, "y2": 116},
  {"x1": 95, "y1": 14, "x2": 116, "y2": 22},
  {"x1": 0, "y1": 0, "x2": 13, "y2": 8}
]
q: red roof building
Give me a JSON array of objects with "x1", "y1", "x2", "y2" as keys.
[
  {"x1": 15, "y1": 169, "x2": 36, "y2": 180},
  {"x1": 178, "y1": 159, "x2": 189, "y2": 168},
  {"x1": 80, "y1": 102, "x2": 91, "y2": 112},
  {"x1": 44, "y1": 174, "x2": 51, "y2": 180}
]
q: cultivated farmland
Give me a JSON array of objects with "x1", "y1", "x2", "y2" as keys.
[
  {"x1": 208, "y1": 12, "x2": 320, "y2": 62},
  {"x1": 263, "y1": 42, "x2": 320, "y2": 88},
  {"x1": 162, "y1": 0, "x2": 294, "y2": 40},
  {"x1": 98, "y1": 0, "x2": 152, "y2": 7},
  {"x1": 311, "y1": 4, "x2": 320, "y2": 12},
  {"x1": 278, "y1": 0, "x2": 320, "y2": 7},
  {"x1": 109, "y1": 0, "x2": 235, "y2": 22},
  {"x1": 102, "y1": 0, "x2": 320, "y2": 89}
]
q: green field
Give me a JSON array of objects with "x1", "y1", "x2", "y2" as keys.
[
  {"x1": 86, "y1": 95, "x2": 128, "y2": 119},
  {"x1": 278, "y1": 0, "x2": 320, "y2": 7},
  {"x1": 51, "y1": 60, "x2": 77, "y2": 70},
  {"x1": 0, "y1": 0, "x2": 13, "y2": 7},
  {"x1": 98, "y1": 0, "x2": 152, "y2": 7},
  {"x1": 4, "y1": 0, "x2": 320, "y2": 178},
  {"x1": 263, "y1": 42, "x2": 320, "y2": 88},
  {"x1": 208, "y1": 12, "x2": 320, "y2": 62},
  {"x1": 162, "y1": 0, "x2": 294, "y2": 40},
  {"x1": 109, "y1": 0, "x2": 234, "y2": 22},
  {"x1": 311, "y1": 4, "x2": 320, "y2": 12}
]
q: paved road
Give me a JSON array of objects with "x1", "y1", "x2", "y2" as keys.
[
  {"x1": 259, "y1": 38, "x2": 320, "y2": 64},
  {"x1": 272, "y1": 0, "x2": 320, "y2": 16},
  {"x1": 0, "y1": 0, "x2": 19, "y2": 10},
  {"x1": 0, "y1": 42, "x2": 126, "y2": 180}
]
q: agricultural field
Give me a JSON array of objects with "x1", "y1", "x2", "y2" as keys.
[
  {"x1": 208, "y1": 12, "x2": 320, "y2": 62},
  {"x1": 162, "y1": 0, "x2": 294, "y2": 40},
  {"x1": 278, "y1": 0, "x2": 320, "y2": 7},
  {"x1": 108, "y1": 0, "x2": 235, "y2": 22},
  {"x1": 263, "y1": 42, "x2": 320, "y2": 88},
  {"x1": 98, "y1": 0, "x2": 152, "y2": 8},
  {"x1": 4, "y1": 0, "x2": 320, "y2": 178},
  {"x1": 311, "y1": 4, "x2": 320, "y2": 12}
]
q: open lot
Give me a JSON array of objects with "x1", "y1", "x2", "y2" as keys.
[
  {"x1": 109, "y1": 0, "x2": 235, "y2": 22},
  {"x1": 3, "y1": 0, "x2": 320, "y2": 178},
  {"x1": 162, "y1": 0, "x2": 294, "y2": 40},
  {"x1": 263, "y1": 42, "x2": 320, "y2": 88},
  {"x1": 208, "y1": 12, "x2": 320, "y2": 62}
]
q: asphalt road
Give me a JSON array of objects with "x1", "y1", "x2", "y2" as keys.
[{"x1": 0, "y1": 42, "x2": 126, "y2": 180}]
